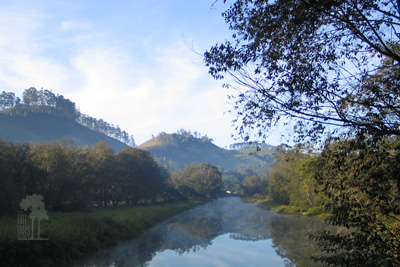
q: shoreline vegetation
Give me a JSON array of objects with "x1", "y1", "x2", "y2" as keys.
[
  {"x1": 243, "y1": 198, "x2": 332, "y2": 219},
  {"x1": 0, "y1": 202, "x2": 198, "y2": 266}
]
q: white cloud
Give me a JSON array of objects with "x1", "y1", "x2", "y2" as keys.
[
  {"x1": 0, "y1": 0, "x2": 238, "y2": 147},
  {"x1": 66, "y1": 39, "x2": 236, "y2": 146}
]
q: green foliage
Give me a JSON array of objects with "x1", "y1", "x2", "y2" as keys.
[
  {"x1": 260, "y1": 138, "x2": 400, "y2": 264},
  {"x1": 240, "y1": 174, "x2": 267, "y2": 197},
  {"x1": 0, "y1": 139, "x2": 172, "y2": 214},
  {"x1": 221, "y1": 174, "x2": 240, "y2": 193},
  {"x1": 266, "y1": 146, "x2": 323, "y2": 207},
  {"x1": 311, "y1": 137, "x2": 400, "y2": 266},
  {"x1": 0, "y1": 202, "x2": 195, "y2": 266},
  {"x1": 0, "y1": 87, "x2": 135, "y2": 147},
  {"x1": 206, "y1": 2, "x2": 400, "y2": 264},
  {"x1": 169, "y1": 163, "x2": 224, "y2": 200},
  {"x1": 0, "y1": 140, "x2": 44, "y2": 215},
  {"x1": 205, "y1": 0, "x2": 400, "y2": 143},
  {"x1": 139, "y1": 130, "x2": 273, "y2": 172},
  {"x1": 115, "y1": 147, "x2": 168, "y2": 205}
]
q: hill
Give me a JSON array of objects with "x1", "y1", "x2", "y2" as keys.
[
  {"x1": 0, "y1": 107, "x2": 128, "y2": 152},
  {"x1": 138, "y1": 130, "x2": 274, "y2": 171}
]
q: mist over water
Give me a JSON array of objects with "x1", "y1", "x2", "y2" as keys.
[{"x1": 75, "y1": 198, "x2": 327, "y2": 266}]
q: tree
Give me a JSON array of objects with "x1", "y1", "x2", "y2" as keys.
[
  {"x1": 240, "y1": 174, "x2": 266, "y2": 197},
  {"x1": 0, "y1": 141, "x2": 44, "y2": 215},
  {"x1": 206, "y1": 1, "x2": 400, "y2": 264},
  {"x1": 311, "y1": 137, "x2": 400, "y2": 266},
  {"x1": 29, "y1": 140, "x2": 81, "y2": 211},
  {"x1": 171, "y1": 164, "x2": 223, "y2": 199},
  {"x1": 115, "y1": 147, "x2": 167, "y2": 204},
  {"x1": 86, "y1": 141, "x2": 115, "y2": 207},
  {"x1": 221, "y1": 174, "x2": 240, "y2": 193},
  {"x1": 186, "y1": 163, "x2": 223, "y2": 199},
  {"x1": 205, "y1": 0, "x2": 400, "y2": 142},
  {"x1": 55, "y1": 95, "x2": 77, "y2": 119},
  {"x1": 0, "y1": 91, "x2": 20, "y2": 109},
  {"x1": 22, "y1": 87, "x2": 39, "y2": 106}
]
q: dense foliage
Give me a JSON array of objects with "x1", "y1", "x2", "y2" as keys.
[
  {"x1": 0, "y1": 88, "x2": 135, "y2": 146},
  {"x1": 250, "y1": 140, "x2": 400, "y2": 265},
  {"x1": 206, "y1": 0, "x2": 400, "y2": 265},
  {"x1": 0, "y1": 139, "x2": 170, "y2": 214},
  {"x1": 312, "y1": 137, "x2": 400, "y2": 266},
  {"x1": 140, "y1": 129, "x2": 273, "y2": 171},
  {"x1": 206, "y1": 0, "x2": 400, "y2": 142},
  {"x1": 169, "y1": 163, "x2": 224, "y2": 200}
]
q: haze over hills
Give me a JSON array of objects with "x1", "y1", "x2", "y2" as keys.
[{"x1": 139, "y1": 129, "x2": 274, "y2": 171}]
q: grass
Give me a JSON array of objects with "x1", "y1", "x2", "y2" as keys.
[
  {"x1": 242, "y1": 197, "x2": 332, "y2": 219},
  {"x1": 0, "y1": 202, "x2": 197, "y2": 266}
]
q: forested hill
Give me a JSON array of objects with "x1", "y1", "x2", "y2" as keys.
[
  {"x1": 0, "y1": 88, "x2": 134, "y2": 152},
  {"x1": 138, "y1": 129, "x2": 274, "y2": 171},
  {"x1": 0, "y1": 106, "x2": 128, "y2": 152}
]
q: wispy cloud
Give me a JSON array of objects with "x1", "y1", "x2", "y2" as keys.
[
  {"x1": 0, "y1": 0, "x2": 238, "y2": 147},
  {"x1": 60, "y1": 20, "x2": 92, "y2": 32}
]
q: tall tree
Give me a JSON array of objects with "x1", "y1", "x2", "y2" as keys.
[
  {"x1": 312, "y1": 137, "x2": 400, "y2": 266},
  {"x1": 115, "y1": 147, "x2": 166, "y2": 204},
  {"x1": 86, "y1": 141, "x2": 115, "y2": 207},
  {"x1": 205, "y1": 0, "x2": 400, "y2": 142},
  {"x1": 22, "y1": 87, "x2": 39, "y2": 106},
  {"x1": 0, "y1": 91, "x2": 20, "y2": 109},
  {"x1": 205, "y1": 1, "x2": 400, "y2": 264},
  {"x1": 186, "y1": 163, "x2": 223, "y2": 199}
]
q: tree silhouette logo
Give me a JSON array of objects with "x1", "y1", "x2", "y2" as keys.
[{"x1": 17, "y1": 194, "x2": 48, "y2": 240}]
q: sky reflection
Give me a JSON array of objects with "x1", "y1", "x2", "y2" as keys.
[{"x1": 149, "y1": 233, "x2": 284, "y2": 267}]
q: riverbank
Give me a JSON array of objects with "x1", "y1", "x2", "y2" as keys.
[
  {"x1": 242, "y1": 197, "x2": 331, "y2": 219},
  {"x1": 0, "y1": 202, "x2": 198, "y2": 266}
]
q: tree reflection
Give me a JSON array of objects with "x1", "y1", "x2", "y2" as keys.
[
  {"x1": 77, "y1": 198, "x2": 335, "y2": 266},
  {"x1": 229, "y1": 233, "x2": 268, "y2": 241}
]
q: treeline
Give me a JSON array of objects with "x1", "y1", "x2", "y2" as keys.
[
  {"x1": 0, "y1": 139, "x2": 225, "y2": 215},
  {"x1": 0, "y1": 139, "x2": 168, "y2": 214},
  {"x1": 240, "y1": 137, "x2": 400, "y2": 264},
  {"x1": 158, "y1": 128, "x2": 214, "y2": 145},
  {"x1": 0, "y1": 88, "x2": 135, "y2": 147},
  {"x1": 241, "y1": 138, "x2": 400, "y2": 210},
  {"x1": 229, "y1": 142, "x2": 278, "y2": 150},
  {"x1": 221, "y1": 164, "x2": 269, "y2": 197}
]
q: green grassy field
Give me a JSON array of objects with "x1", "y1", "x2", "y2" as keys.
[{"x1": 0, "y1": 202, "x2": 197, "y2": 266}]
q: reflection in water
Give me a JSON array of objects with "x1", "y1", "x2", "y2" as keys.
[{"x1": 75, "y1": 197, "x2": 330, "y2": 267}]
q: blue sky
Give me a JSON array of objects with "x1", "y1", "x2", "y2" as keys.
[{"x1": 0, "y1": 0, "x2": 279, "y2": 147}]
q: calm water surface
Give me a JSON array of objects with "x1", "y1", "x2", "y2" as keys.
[{"x1": 75, "y1": 197, "x2": 328, "y2": 267}]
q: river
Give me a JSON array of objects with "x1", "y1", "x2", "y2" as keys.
[{"x1": 74, "y1": 197, "x2": 329, "y2": 267}]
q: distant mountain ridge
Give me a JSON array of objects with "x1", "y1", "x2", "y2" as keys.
[{"x1": 138, "y1": 130, "x2": 274, "y2": 171}]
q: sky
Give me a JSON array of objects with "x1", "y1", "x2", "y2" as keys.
[{"x1": 0, "y1": 0, "x2": 280, "y2": 148}]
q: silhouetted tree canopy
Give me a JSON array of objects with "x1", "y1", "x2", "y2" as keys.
[
  {"x1": 205, "y1": 0, "x2": 400, "y2": 142},
  {"x1": 206, "y1": 0, "x2": 400, "y2": 265}
]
